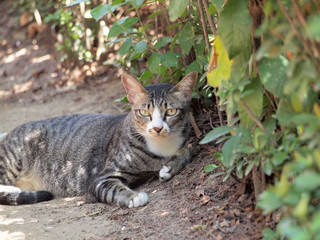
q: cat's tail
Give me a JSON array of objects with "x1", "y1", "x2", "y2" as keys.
[{"x1": 0, "y1": 186, "x2": 54, "y2": 205}]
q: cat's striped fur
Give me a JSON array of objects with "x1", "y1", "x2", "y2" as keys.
[{"x1": 0, "y1": 72, "x2": 197, "y2": 207}]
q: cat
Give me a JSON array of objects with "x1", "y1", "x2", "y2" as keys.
[{"x1": 0, "y1": 71, "x2": 197, "y2": 208}]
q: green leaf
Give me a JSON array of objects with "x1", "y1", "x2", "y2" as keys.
[
  {"x1": 234, "y1": 145, "x2": 256, "y2": 154},
  {"x1": 200, "y1": 126, "x2": 232, "y2": 144},
  {"x1": 186, "y1": 61, "x2": 201, "y2": 74},
  {"x1": 129, "y1": 0, "x2": 144, "y2": 8},
  {"x1": 140, "y1": 70, "x2": 153, "y2": 83},
  {"x1": 238, "y1": 78, "x2": 263, "y2": 130},
  {"x1": 262, "y1": 228, "x2": 278, "y2": 240},
  {"x1": 209, "y1": 0, "x2": 224, "y2": 13},
  {"x1": 133, "y1": 41, "x2": 147, "y2": 54},
  {"x1": 153, "y1": 37, "x2": 173, "y2": 50},
  {"x1": 65, "y1": 0, "x2": 89, "y2": 7},
  {"x1": 221, "y1": 135, "x2": 241, "y2": 167},
  {"x1": 218, "y1": 0, "x2": 252, "y2": 60},
  {"x1": 264, "y1": 159, "x2": 273, "y2": 176},
  {"x1": 294, "y1": 171, "x2": 320, "y2": 192},
  {"x1": 148, "y1": 9, "x2": 166, "y2": 20},
  {"x1": 179, "y1": 22, "x2": 195, "y2": 54},
  {"x1": 258, "y1": 56, "x2": 289, "y2": 98},
  {"x1": 204, "y1": 164, "x2": 219, "y2": 173},
  {"x1": 272, "y1": 152, "x2": 288, "y2": 166},
  {"x1": 166, "y1": 22, "x2": 182, "y2": 31},
  {"x1": 161, "y1": 52, "x2": 179, "y2": 67},
  {"x1": 276, "y1": 99, "x2": 296, "y2": 127},
  {"x1": 90, "y1": 4, "x2": 112, "y2": 21},
  {"x1": 122, "y1": 17, "x2": 140, "y2": 28},
  {"x1": 147, "y1": 52, "x2": 161, "y2": 74},
  {"x1": 253, "y1": 127, "x2": 268, "y2": 150},
  {"x1": 108, "y1": 17, "x2": 139, "y2": 38},
  {"x1": 119, "y1": 37, "x2": 133, "y2": 57},
  {"x1": 307, "y1": 14, "x2": 320, "y2": 41},
  {"x1": 278, "y1": 218, "x2": 309, "y2": 240},
  {"x1": 168, "y1": 0, "x2": 188, "y2": 22},
  {"x1": 311, "y1": 211, "x2": 320, "y2": 232},
  {"x1": 258, "y1": 190, "x2": 283, "y2": 214},
  {"x1": 245, "y1": 157, "x2": 259, "y2": 176}
]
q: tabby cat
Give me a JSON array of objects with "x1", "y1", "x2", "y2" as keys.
[{"x1": 0, "y1": 71, "x2": 197, "y2": 208}]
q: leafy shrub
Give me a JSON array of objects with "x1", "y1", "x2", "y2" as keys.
[{"x1": 202, "y1": 0, "x2": 320, "y2": 239}]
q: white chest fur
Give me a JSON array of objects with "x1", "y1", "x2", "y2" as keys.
[{"x1": 145, "y1": 133, "x2": 184, "y2": 157}]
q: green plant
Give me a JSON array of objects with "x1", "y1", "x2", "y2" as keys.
[
  {"x1": 73, "y1": 0, "x2": 211, "y2": 93},
  {"x1": 201, "y1": 0, "x2": 320, "y2": 239}
]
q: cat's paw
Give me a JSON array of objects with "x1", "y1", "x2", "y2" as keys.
[
  {"x1": 159, "y1": 166, "x2": 172, "y2": 181},
  {"x1": 128, "y1": 192, "x2": 148, "y2": 208}
]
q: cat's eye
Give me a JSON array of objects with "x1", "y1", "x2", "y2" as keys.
[
  {"x1": 166, "y1": 108, "x2": 177, "y2": 116},
  {"x1": 139, "y1": 109, "x2": 150, "y2": 117}
]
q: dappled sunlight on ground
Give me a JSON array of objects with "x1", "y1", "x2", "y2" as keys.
[
  {"x1": 0, "y1": 231, "x2": 25, "y2": 240},
  {"x1": 2, "y1": 48, "x2": 28, "y2": 64},
  {"x1": 0, "y1": 206, "x2": 26, "y2": 240},
  {"x1": 31, "y1": 54, "x2": 51, "y2": 64}
]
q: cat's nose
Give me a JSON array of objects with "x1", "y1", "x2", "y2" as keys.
[{"x1": 153, "y1": 127, "x2": 163, "y2": 133}]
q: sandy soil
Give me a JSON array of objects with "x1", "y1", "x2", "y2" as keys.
[{"x1": 0, "y1": 2, "x2": 270, "y2": 239}]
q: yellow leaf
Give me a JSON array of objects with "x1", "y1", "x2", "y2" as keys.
[
  {"x1": 313, "y1": 103, "x2": 320, "y2": 118},
  {"x1": 277, "y1": 173, "x2": 289, "y2": 197},
  {"x1": 314, "y1": 149, "x2": 320, "y2": 169},
  {"x1": 206, "y1": 35, "x2": 233, "y2": 87},
  {"x1": 290, "y1": 93, "x2": 303, "y2": 113},
  {"x1": 293, "y1": 193, "x2": 309, "y2": 220}
]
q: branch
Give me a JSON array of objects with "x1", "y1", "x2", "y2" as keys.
[
  {"x1": 277, "y1": 0, "x2": 318, "y2": 65},
  {"x1": 291, "y1": 0, "x2": 320, "y2": 60},
  {"x1": 187, "y1": 111, "x2": 202, "y2": 138},
  {"x1": 197, "y1": 0, "x2": 210, "y2": 53},
  {"x1": 239, "y1": 101, "x2": 278, "y2": 147},
  {"x1": 215, "y1": 94, "x2": 223, "y2": 126},
  {"x1": 202, "y1": 0, "x2": 217, "y2": 36}
]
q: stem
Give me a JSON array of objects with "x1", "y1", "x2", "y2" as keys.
[
  {"x1": 277, "y1": 0, "x2": 318, "y2": 65},
  {"x1": 215, "y1": 94, "x2": 223, "y2": 126},
  {"x1": 135, "y1": 7, "x2": 152, "y2": 46},
  {"x1": 239, "y1": 101, "x2": 278, "y2": 147},
  {"x1": 197, "y1": 0, "x2": 210, "y2": 53},
  {"x1": 202, "y1": 0, "x2": 217, "y2": 36},
  {"x1": 291, "y1": 0, "x2": 320, "y2": 59},
  {"x1": 187, "y1": 111, "x2": 202, "y2": 138}
]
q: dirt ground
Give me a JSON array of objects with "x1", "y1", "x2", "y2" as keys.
[{"x1": 0, "y1": 3, "x2": 271, "y2": 240}]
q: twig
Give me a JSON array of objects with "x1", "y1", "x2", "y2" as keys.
[
  {"x1": 239, "y1": 101, "x2": 278, "y2": 147},
  {"x1": 239, "y1": 102, "x2": 267, "y2": 134},
  {"x1": 155, "y1": 1, "x2": 159, "y2": 39},
  {"x1": 197, "y1": 0, "x2": 210, "y2": 53},
  {"x1": 215, "y1": 94, "x2": 223, "y2": 126},
  {"x1": 187, "y1": 111, "x2": 202, "y2": 138},
  {"x1": 277, "y1": 0, "x2": 318, "y2": 64},
  {"x1": 202, "y1": 0, "x2": 217, "y2": 36},
  {"x1": 313, "y1": 0, "x2": 320, "y2": 11},
  {"x1": 291, "y1": 0, "x2": 320, "y2": 59}
]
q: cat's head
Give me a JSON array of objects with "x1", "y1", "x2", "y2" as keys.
[{"x1": 121, "y1": 72, "x2": 197, "y2": 139}]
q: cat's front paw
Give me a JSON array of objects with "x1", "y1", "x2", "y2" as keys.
[
  {"x1": 128, "y1": 192, "x2": 148, "y2": 208},
  {"x1": 159, "y1": 166, "x2": 172, "y2": 181}
]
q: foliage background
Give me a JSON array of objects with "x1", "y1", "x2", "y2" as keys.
[{"x1": 12, "y1": 0, "x2": 320, "y2": 239}]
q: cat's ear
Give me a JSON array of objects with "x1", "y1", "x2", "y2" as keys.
[
  {"x1": 121, "y1": 73, "x2": 148, "y2": 105},
  {"x1": 169, "y1": 71, "x2": 197, "y2": 101}
]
